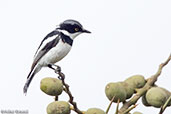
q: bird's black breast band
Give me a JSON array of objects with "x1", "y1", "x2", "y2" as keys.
[{"x1": 60, "y1": 32, "x2": 73, "y2": 46}]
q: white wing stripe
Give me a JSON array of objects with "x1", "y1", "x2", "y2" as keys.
[{"x1": 34, "y1": 34, "x2": 59, "y2": 59}]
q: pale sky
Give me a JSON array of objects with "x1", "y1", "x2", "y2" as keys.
[{"x1": 0, "y1": 0, "x2": 171, "y2": 114}]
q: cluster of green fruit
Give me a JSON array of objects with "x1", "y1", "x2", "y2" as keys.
[
  {"x1": 105, "y1": 75, "x2": 146, "y2": 102},
  {"x1": 40, "y1": 75, "x2": 170, "y2": 114},
  {"x1": 40, "y1": 77, "x2": 106, "y2": 114},
  {"x1": 105, "y1": 74, "x2": 171, "y2": 108}
]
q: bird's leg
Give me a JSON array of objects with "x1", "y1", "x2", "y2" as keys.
[
  {"x1": 48, "y1": 64, "x2": 55, "y2": 70},
  {"x1": 48, "y1": 64, "x2": 60, "y2": 72}
]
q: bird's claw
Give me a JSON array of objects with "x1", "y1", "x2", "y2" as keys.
[
  {"x1": 54, "y1": 65, "x2": 61, "y2": 74},
  {"x1": 54, "y1": 65, "x2": 65, "y2": 80}
]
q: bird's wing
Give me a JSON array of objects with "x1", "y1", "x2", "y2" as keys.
[
  {"x1": 34, "y1": 30, "x2": 60, "y2": 57},
  {"x1": 29, "y1": 31, "x2": 61, "y2": 78}
]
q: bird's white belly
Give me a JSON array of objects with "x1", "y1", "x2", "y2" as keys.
[{"x1": 39, "y1": 40, "x2": 72, "y2": 66}]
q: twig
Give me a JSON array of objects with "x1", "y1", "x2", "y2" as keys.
[
  {"x1": 159, "y1": 96, "x2": 171, "y2": 114},
  {"x1": 115, "y1": 99, "x2": 120, "y2": 114},
  {"x1": 106, "y1": 96, "x2": 115, "y2": 114},
  {"x1": 54, "y1": 67, "x2": 83, "y2": 114},
  {"x1": 119, "y1": 54, "x2": 171, "y2": 113}
]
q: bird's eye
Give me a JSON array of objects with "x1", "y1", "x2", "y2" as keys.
[{"x1": 75, "y1": 28, "x2": 79, "y2": 32}]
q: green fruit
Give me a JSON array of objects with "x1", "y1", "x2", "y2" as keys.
[
  {"x1": 120, "y1": 82, "x2": 134, "y2": 99},
  {"x1": 47, "y1": 101, "x2": 70, "y2": 114},
  {"x1": 85, "y1": 108, "x2": 105, "y2": 114},
  {"x1": 105, "y1": 82, "x2": 127, "y2": 102},
  {"x1": 133, "y1": 111, "x2": 143, "y2": 114},
  {"x1": 146, "y1": 87, "x2": 169, "y2": 108},
  {"x1": 142, "y1": 95, "x2": 151, "y2": 107},
  {"x1": 124, "y1": 75, "x2": 146, "y2": 88},
  {"x1": 40, "y1": 77, "x2": 63, "y2": 96}
]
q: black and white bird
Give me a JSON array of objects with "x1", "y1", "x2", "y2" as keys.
[{"x1": 23, "y1": 19, "x2": 91, "y2": 94}]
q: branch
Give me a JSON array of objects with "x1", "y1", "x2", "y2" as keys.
[
  {"x1": 54, "y1": 67, "x2": 83, "y2": 114},
  {"x1": 119, "y1": 54, "x2": 171, "y2": 113}
]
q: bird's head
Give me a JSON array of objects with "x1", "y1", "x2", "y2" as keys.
[{"x1": 57, "y1": 19, "x2": 91, "y2": 39}]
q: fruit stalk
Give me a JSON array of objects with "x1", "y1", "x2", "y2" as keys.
[{"x1": 106, "y1": 96, "x2": 115, "y2": 114}]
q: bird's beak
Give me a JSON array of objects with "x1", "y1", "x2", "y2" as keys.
[{"x1": 82, "y1": 29, "x2": 91, "y2": 33}]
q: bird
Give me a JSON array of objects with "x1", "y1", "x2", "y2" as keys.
[{"x1": 23, "y1": 19, "x2": 91, "y2": 94}]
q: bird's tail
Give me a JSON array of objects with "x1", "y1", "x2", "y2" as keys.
[{"x1": 23, "y1": 65, "x2": 41, "y2": 95}]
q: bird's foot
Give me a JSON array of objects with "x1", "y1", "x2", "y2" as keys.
[
  {"x1": 55, "y1": 65, "x2": 61, "y2": 74},
  {"x1": 53, "y1": 65, "x2": 65, "y2": 80},
  {"x1": 50, "y1": 64, "x2": 61, "y2": 74}
]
